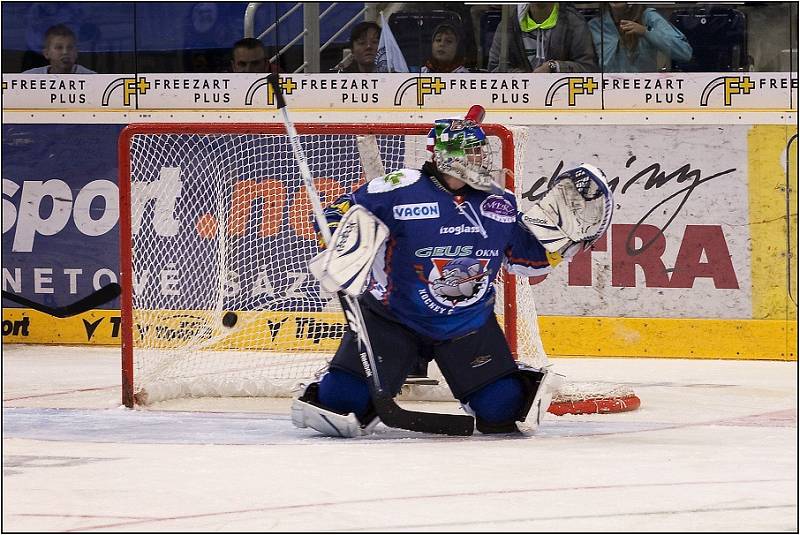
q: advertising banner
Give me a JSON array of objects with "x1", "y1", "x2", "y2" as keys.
[
  {"x1": 516, "y1": 125, "x2": 751, "y2": 319},
  {"x1": 2, "y1": 124, "x2": 123, "y2": 309},
  {"x1": 2, "y1": 73, "x2": 797, "y2": 111},
  {"x1": 2, "y1": 122, "x2": 785, "y2": 318}
]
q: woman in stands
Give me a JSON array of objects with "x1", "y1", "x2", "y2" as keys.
[
  {"x1": 421, "y1": 21, "x2": 470, "y2": 73},
  {"x1": 589, "y1": 3, "x2": 692, "y2": 72}
]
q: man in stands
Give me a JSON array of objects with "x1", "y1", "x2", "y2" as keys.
[
  {"x1": 24, "y1": 24, "x2": 95, "y2": 74},
  {"x1": 488, "y1": 2, "x2": 597, "y2": 73},
  {"x1": 292, "y1": 107, "x2": 614, "y2": 437},
  {"x1": 231, "y1": 37, "x2": 278, "y2": 73}
]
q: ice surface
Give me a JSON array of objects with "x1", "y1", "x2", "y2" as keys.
[{"x1": 2, "y1": 344, "x2": 797, "y2": 532}]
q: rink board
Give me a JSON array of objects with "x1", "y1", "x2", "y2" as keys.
[{"x1": 2, "y1": 73, "x2": 797, "y2": 361}]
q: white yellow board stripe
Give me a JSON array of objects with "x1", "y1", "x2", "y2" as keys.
[{"x1": 2, "y1": 308, "x2": 795, "y2": 361}]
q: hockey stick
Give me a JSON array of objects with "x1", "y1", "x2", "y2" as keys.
[
  {"x1": 268, "y1": 73, "x2": 474, "y2": 436},
  {"x1": 1, "y1": 283, "x2": 121, "y2": 318},
  {"x1": 356, "y1": 135, "x2": 386, "y2": 178}
]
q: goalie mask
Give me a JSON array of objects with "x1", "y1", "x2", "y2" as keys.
[{"x1": 427, "y1": 118, "x2": 502, "y2": 194}]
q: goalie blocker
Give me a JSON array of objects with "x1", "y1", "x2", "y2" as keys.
[{"x1": 308, "y1": 205, "x2": 388, "y2": 297}]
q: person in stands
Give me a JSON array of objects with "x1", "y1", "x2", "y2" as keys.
[
  {"x1": 231, "y1": 37, "x2": 278, "y2": 73},
  {"x1": 338, "y1": 21, "x2": 381, "y2": 73},
  {"x1": 588, "y1": 3, "x2": 692, "y2": 72},
  {"x1": 421, "y1": 21, "x2": 470, "y2": 73},
  {"x1": 487, "y1": 3, "x2": 596, "y2": 73},
  {"x1": 23, "y1": 24, "x2": 95, "y2": 74}
]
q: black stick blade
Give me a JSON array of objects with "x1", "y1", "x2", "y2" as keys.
[
  {"x1": 374, "y1": 397, "x2": 474, "y2": 436},
  {"x1": 2, "y1": 283, "x2": 121, "y2": 318}
]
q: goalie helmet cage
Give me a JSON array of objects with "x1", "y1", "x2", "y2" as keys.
[{"x1": 119, "y1": 122, "x2": 639, "y2": 415}]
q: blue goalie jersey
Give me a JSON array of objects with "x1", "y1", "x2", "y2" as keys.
[{"x1": 323, "y1": 168, "x2": 553, "y2": 341}]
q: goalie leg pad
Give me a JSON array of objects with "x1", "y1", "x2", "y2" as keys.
[
  {"x1": 317, "y1": 368, "x2": 371, "y2": 420},
  {"x1": 515, "y1": 364, "x2": 565, "y2": 434},
  {"x1": 462, "y1": 375, "x2": 525, "y2": 433},
  {"x1": 521, "y1": 164, "x2": 613, "y2": 264},
  {"x1": 291, "y1": 381, "x2": 379, "y2": 438},
  {"x1": 462, "y1": 365, "x2": 564, "y2": 434},
  {"x1": 291, "y1": 398, "x2": 380, "y2": 438},
  {"x1": 308, "y1": 204, "x2": 389, "y2": 297}
]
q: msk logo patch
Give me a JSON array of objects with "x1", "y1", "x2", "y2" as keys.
[{"x1": 480, "y1": 196, "x2": 515, "y2": 223}]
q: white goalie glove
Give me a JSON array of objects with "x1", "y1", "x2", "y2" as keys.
[
  {"x1": 308, "y1": 204, "x2": 389, "y2": 297},
  {"x1": 521, "y1": 164, "x2": 613, "y2": 264}
]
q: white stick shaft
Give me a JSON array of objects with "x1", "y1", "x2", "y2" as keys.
[
  {"x1": 276, "y1": 107, "x2": 382, "y2": 393},
  {"x1": 278, "y1": 108, "x2": 333, "y2": 245}
]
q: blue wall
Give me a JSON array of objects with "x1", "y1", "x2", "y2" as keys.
[{"x1": 1, "y1": 2, "x2": 363, "y2": 52}]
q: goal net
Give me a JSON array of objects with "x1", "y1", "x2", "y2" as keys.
[{"x1": 119, "y1": 123, "x2": 639, "y2": 415}]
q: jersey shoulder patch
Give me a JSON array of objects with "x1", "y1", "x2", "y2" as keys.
[
  {"x1": 366, "y1": 169, "x2": 421, "y2": 194},
  {"x1": 479, "y1": 193, "x2": 517, "y2": 223}
]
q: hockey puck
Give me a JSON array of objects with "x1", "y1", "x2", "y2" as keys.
[{"x1": 222, "y1": 312, "x2": 238, "y2": 328}]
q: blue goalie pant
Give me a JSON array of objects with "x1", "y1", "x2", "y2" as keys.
[{"x1": 322, "y1": 294, "x2": 520, "y2": 414}]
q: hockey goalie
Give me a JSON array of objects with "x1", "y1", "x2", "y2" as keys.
[{"x1": 293, "y1": 107, "x2": 614, "y2": 437}]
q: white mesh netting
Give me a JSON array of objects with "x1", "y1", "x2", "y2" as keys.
[{"x1": 122, "y1": 123, "x2": 637, "y2": 413}]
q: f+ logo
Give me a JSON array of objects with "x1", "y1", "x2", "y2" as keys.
[
  {"x1": 545, "y1": 76, "x2": 597, "y2": 106},
  {"x1": 245, "y1": 76, "x2": 296, "y2": 106},
  {"x1": 102, "y1": 77, "x2": 150, "y2": 107},
  {"x1": 700, "y1": 76, "x2": 754, "y2": 106},
  {"x1": 394, "y1": 77, "x2": 446, "y2": 106}
]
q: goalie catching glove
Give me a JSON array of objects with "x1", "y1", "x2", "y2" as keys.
[
  {"x1": 522, "y1": 164, "x2": 613, "y2": 266},
  {"x1": 309, "y1": 204, "x2": 389, "y2": 297}
]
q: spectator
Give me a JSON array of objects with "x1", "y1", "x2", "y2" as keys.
[
  {"x1": 191, "y1": 52, "x2": 211, "y2": 73},
  {"x1": 231, "y1": 37, "x2": 277, "y2": 73},
  {"x1": 23, "y1": 24, "x2": 95, "y2": 74},
  {"x1": 421, "y1": 21, "x2": 470, "y2": 73},
  {"x1": 589, "y1": 3, "x2": 692, "y2": 72},
  {"x1": 487, "y1": 3, "x2": 596, "y2": 73},
  {"x1": 338, "y1": 21, "x2": 381, "y2": 73}
]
